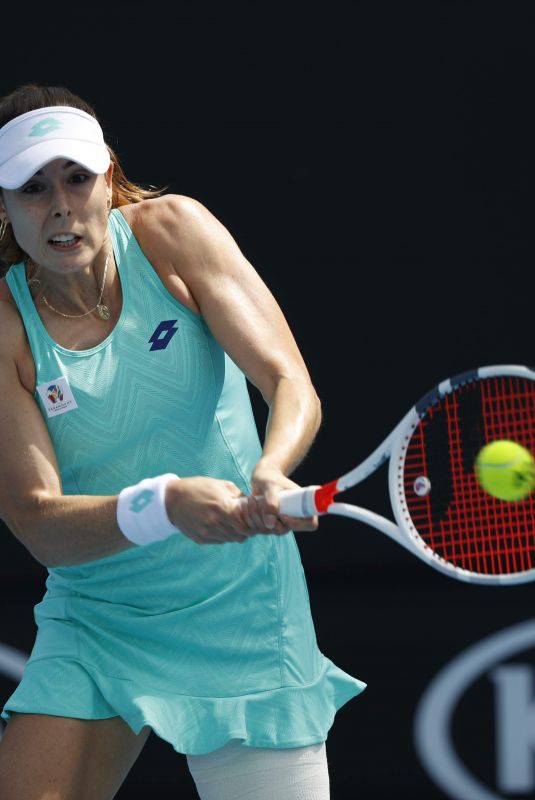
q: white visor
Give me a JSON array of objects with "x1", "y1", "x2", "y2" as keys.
[{"x1": 0, "y1": 106, "x2": 111, "y2": 189}]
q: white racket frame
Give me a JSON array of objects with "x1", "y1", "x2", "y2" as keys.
[{"x1": 278, "y1": 364, "x2": 535, "y2": 585}]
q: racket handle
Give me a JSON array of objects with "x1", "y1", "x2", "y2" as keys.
[
  {"x1": 236, "y1": 486, "x2": 321, "y2": 517},
  {"x1": 278, "y1": 486, "x2": 321, "y2": 517}
]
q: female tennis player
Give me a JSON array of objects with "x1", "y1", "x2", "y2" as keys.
[{"x1": 0, "y1": 84, "x2": 365, "y2": 800}]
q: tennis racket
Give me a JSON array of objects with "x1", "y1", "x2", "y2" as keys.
[{"x1": 275, "y1": 365, "x2": 535, "y2": 585}]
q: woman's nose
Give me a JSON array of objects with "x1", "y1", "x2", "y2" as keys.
[{"x1": 50, "y1": 187, "x2": 72, "y2": 218}]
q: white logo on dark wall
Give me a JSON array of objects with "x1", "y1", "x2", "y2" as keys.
[
  {"x1": 0, "y1": 642, "x2": 28, "y2": 741},
  {"x1": 491, "y1": 664, "x2": 535, "y2": 793},
  {"x1": 414, "y1": 620, "x2": 535, "y2": 800}
]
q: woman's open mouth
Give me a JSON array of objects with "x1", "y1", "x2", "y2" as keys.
[{"x1": 48, "y1": 234, "x2": 82, "y2": 250}]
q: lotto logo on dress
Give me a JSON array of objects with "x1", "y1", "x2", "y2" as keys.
[{"x1": 148, "y1": 320, "x2": 179, "y2": 351}]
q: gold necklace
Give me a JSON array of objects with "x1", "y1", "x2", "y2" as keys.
[{"x1": 41, "y1": 251, "x2": 111, "y2": 320}]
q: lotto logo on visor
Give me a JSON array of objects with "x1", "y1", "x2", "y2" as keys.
[
  {"x1": 0, "y1": 105, "x2": 110, "y2": 189},
  {"x1": 29, "y1": 118, "x2": 63, "y2": 137}
]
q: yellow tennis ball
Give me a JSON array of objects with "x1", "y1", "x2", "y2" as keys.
[{"x1": 475, "y1": 440, "x2": 535, "y2": 501}]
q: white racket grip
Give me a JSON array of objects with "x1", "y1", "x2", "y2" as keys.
[
  {"x1": 278, "y1": 486, "x2": 321, "y2": 517},
  {"x1": 236, "y1": 486, "x2": 321, "y2": 517}
]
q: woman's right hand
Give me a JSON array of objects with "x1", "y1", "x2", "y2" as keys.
[{"x1": 164, "y1": 476, "x2": 284, "y2": 544}]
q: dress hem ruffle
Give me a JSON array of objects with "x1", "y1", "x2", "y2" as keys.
[{"x1": 1, "y1": 654, "x2": 366, "y2": 755}]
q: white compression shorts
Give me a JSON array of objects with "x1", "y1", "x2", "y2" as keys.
[{"x1": 186, "y1": 739, "x2": 330, "y2": 800}]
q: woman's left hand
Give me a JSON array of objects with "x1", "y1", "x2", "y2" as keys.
[{"x1": 238, "y1": 461, "x2": 319, "y2": 535}]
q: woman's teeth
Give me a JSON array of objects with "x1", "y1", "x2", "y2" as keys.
[{"x1": 49, "y1": 235, "x2": 81, "y2": 247}]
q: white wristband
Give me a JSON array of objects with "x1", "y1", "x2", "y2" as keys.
[{"x1": 117, "y1": 473, "x2": 180, "y2": 546}]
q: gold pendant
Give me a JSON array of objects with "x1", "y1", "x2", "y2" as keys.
[{"x1": 97, "y1": 304, "x2": 111, "y2": 320}]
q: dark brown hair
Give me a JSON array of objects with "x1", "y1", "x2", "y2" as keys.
[{"x1": 0, "y1": 84, "x2": 167, "y2": 268}]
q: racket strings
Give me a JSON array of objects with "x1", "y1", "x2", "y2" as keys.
[{"x1": 402, "y1": 376, "x2": 535, "y2": 575}]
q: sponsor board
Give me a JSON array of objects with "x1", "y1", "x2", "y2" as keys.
[{"x1": 414, "y1": 619, "x2": 535, "y2": 799}]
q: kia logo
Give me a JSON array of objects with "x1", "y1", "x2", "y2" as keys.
[
  {"x1": 414, "y1": 619, "x2": 535, "y2": 799},
  {"x1": 0, "y1": 642, "x2": 28, "y2": 741}
]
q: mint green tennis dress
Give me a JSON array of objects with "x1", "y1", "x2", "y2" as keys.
[{"x1": 1, "y1": 207, "x2": 365, "y2": 754}]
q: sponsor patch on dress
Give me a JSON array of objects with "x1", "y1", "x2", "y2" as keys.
[{"x1": 36, "y1": 376, "x2": 78, "y2": 418}]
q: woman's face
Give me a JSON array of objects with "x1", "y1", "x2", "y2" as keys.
[{"x1": 0, "y1": 158, "x2": 113, "y2": 275}]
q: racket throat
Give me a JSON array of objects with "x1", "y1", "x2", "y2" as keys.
[
  {"x1": 278, "y1": 481, "x2": 340, "y2": 516},
  {"x1": 315, "y1": 480, "x2": 339, "y2": 512}
]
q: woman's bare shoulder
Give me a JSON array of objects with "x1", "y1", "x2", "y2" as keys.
[
  {"x1": 0, "y1": 276, "x2": 36, "y2": 392},
  {"x1": 0, "y1": 275, "x2": 16, "y2": 306},
  {"x1": 117, "y1": 194, "x2": 201, "y2": 230},
  {"x1": 116, "y1": 197, "x2": 203, "y2": 316}
]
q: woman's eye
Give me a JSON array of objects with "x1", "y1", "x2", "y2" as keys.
[
  {"x1": 20, "y1": 173, "x2": 90, "y2": 193},
  {"x1": 21, "y1": 183, "x2": 42, "y2": 194}
]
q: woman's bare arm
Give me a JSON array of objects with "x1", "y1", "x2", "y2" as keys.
[
  {"x1": 134, "y1": 195, "x2": 322, "y2": 527},
  {"x1": 0, "y1": 300, "x2": 133, "y2": 566}
]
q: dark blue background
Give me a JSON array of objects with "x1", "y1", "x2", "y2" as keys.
[{"x1": 1, "y1": 3, "x2": 535, "y2": 798}]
